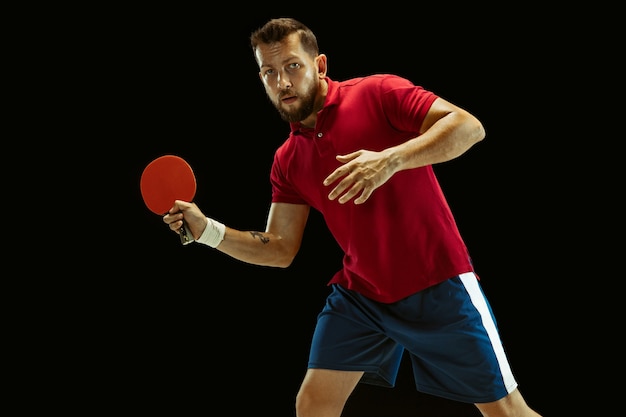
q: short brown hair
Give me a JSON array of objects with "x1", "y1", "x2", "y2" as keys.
[{"x1": 250, "y1": 18, "x2": 319, "y2": 58}]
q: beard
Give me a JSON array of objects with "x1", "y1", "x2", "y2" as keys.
[{"x1": 273, "y1": 81, "x2": 319, "y2": 123}]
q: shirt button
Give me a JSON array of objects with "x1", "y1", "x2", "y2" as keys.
[{"x1": 317, "y1": 132, "x2": 323, "y2": 138}]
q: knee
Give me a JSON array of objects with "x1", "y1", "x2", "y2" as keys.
[{"x1": 295, "y1": 387, "x2": 312, "y2": 415}]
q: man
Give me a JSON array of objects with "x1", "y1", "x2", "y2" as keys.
[{"x1": 163, "y1": 17, "x2": 542, "y2": 417}]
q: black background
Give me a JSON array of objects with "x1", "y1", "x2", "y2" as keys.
[{"x1": 29, "y1": 5, "x2": 602, "y2": 416}]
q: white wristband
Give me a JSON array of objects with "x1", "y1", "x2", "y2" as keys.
[{"x1": 197, "y1": 217, "x2": 226, "y2": 248}]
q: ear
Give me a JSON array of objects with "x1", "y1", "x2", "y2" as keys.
[{"x1": 316, "y1": 54, "x2": 328, "y2": 78}]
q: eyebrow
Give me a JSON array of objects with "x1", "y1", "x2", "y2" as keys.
[{"x1": 260, "y1": 54, "x2": 301, "y2": 69}]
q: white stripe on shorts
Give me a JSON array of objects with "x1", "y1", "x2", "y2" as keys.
[{"x1": 459, "y1": 272, "x2": 518, "y2": 394}]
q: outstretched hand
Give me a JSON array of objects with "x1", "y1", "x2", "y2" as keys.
[{"x1": 323, "y1": 150, "x2": 396, "y2": 204}]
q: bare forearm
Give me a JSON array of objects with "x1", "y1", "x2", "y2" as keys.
[
  {"x1": 214, "y1": 227, "x2": 296, "y2": 268},
  {"x1": 391, "y1": 110, "x2": 485, "y2": 172}
]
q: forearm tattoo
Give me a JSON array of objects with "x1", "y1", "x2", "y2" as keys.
[{"x1": 249, "y1": 231, "x2": 270, "y2": 244}]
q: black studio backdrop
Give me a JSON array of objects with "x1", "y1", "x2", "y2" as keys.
[{"x1": 73, "y1": 8, "x2": 555, "y2": 416}]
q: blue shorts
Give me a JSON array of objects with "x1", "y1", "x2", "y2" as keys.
[{"x1": 307, "y1": 272, "x2": 518, "y2": 403}]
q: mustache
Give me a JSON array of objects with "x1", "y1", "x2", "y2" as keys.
[{"x1": 278, "y1": 90, "x2": 295, "y2": 100}]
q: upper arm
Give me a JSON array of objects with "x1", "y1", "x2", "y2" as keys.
[{"x1": 420, "y1": 97, "x2": 480, "y2": 134}]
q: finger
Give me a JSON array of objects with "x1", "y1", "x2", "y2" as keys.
[
  {"x1": 353, "y1": 187, "x2": 373, "y2": 205},
  {"x1": 164, "y1": 217, "x2": 183, "y2": 233},
  {"x1": 324, "y1": 152, "x2": 360, "y2": 185},
  {"x1": 328, "y1": 178, "x2": 353, "y2": 200},
  {"x1": 168, "y1": 200, "x2": 186, "y2": 214},
  {"x1": 335, "y1": 151, "x2": 359, "y2": 162},
  {"x1": 163, "y1": 212, "x2": 183, "y2": 230},
  {"x1": 337, "y1": 184, "x2": 363, "y2": 204},
  {"x1": 323, "y1": 167, "x2": 347, "y2": 186}
]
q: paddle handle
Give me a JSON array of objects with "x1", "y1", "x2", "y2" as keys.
[{"x1": 179, "y1": 222, "x2": 194, "y2": 245}]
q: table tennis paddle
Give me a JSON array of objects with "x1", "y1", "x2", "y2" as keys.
[{"x1": 140, "y1": 154, "x2": 196, "y2": 245}]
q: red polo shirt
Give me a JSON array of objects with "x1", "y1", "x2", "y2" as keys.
[{"x1": 270, "y1": 75, "x2": 474, "y2": 303}]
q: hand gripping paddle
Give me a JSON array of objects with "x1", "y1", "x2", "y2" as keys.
[{"x1": 140, "y1": 155, "x2": 196, "y2": 245}]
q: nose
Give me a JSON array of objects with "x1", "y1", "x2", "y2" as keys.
[{"x1": 277, "y1": 72, "x2": 292, "y2": 90}]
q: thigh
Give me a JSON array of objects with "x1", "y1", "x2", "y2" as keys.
[
  {"x1": 398, "y1": 273, "x2": 517, "y2": 403},
  {"x1": 300, "y1": 368, "x2": 363, "y2": 400},
  {"x1": 296, "y1": 369, "x2": 363, "y2": 415},
  {"x1": 308, "y1": 285, "x2": 404, "y2": 387}
]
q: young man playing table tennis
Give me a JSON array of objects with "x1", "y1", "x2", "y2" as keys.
[{"x1": 162, "y1": 17, "x2": 542, "y2": 417}]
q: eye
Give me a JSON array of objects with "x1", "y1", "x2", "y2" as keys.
[
  {"x1": 264, "y1": 68, "x2": 275, "y2": 76},
  {"x1": 288, "y1": 63, "x2": 300, "y2": 70}
]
